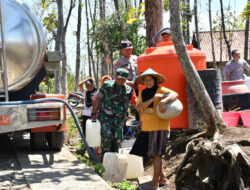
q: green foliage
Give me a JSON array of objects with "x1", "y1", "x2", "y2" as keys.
[
  {"x1": 94, "y1": 163, "x2": 105, "y2": 174},
  {"x1": 126, "y1": 3, "x2": 145, "y2": 24},
  {"x1": 89, "y1": 10, "x2": 146, "y2": 60},
  {"x1": 38, "y1": 65, "x2": 75, "y2": 94},
  {"x1": 40, "y1": 0, "x2": 57, "y2": 43},
  {"x1": 67, "y1": 66, "x2": 76, "y2": 92},
  {"x1": 41, "y1": 0, "x2": 54, "y2": 8},
  {"x1": 75, "y1": 141, "x2": 86, "y2": 155},
  {"x1": 240, "y1": 1, "x2": 250, "y2": 21},
  {"x1": 43, "y1": 9, "x2": 57, "y2": 32},
  {"x1": 66, "y1": 117, "x2": 78, "y2": 139},
  {"x1": 39, "y1": 74, "x2": 55, "y2": 94},
  {"x1": 213, "y1": 5, "x2": 244, "y2": 32},
  {"x1": 75, "y1": 144, "x2": 105, "y2": 175},
  {"x1": 108, "y1": 181, "x2": 136, "y2": 190},
  {"x1": 163, "y1": 0, "x2": 170, "y2": 11}
]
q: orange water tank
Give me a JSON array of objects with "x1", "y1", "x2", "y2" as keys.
[{"x1": 137, "y1": 41, "x2": 207, "y2": 129}]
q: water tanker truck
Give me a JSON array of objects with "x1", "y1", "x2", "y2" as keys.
[{"x1": 0, "y1": 0, "x2": 66, "y2": 150}]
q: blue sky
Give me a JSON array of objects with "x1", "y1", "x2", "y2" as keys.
[{"x1": 22, "y1": 0, "x2": 247, "y2": 74}]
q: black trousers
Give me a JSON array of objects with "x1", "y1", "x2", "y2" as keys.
[{"x1": 82, "y1": 115, "x2": 91, "y2": 135}]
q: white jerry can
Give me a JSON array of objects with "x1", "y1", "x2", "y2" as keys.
[
  {"x1": 102, "y1": 152, "x2": 128, "y2": 183},
  {"x1": 121, "y1": 138, "x2": 136, "y2": 148},
  {"x1": 86, "y1": 119, "x2": 101, "y2": 147},
  {"x1": 119, "y1": 148, "x2": 144, "y2": 179}
]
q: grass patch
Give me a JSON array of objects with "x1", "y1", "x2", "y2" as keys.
[
  {"x1": 108, "y1": 181, "x2": 137, "y2": 190},
  {"x1": 66, "y1": 117, "x2": 79, "y2": 138}
]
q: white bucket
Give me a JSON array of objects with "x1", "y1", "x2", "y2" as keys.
[
  {"x1": 119, "y1": 148, "x2": 144, "y2": 179},
  {"x1": 121, "y1": 138, "x2": 136, "y2": 148},
  {"x1": 102, "y1": 152, "x2": 128, "y2": 183},
  {"x1": 86, "y1": 119, "x2": 101, "y2": 147}
]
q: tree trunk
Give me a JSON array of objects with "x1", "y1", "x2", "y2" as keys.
[
  {"x1": 99, "y1": 0, "x2": 105, "y2": 18},
  {"x1": 186, "y1": 0, "x2": 190, "y2": 44},
  {"x1": 75, "y1": 0, "x2": 82, "y2": 92},
  {"x1": 89, "y1": 45, "x2": 97, "y2": 81},
  {"x1": 99, "y1": 0, "x2": 108, "y2": 76},
  {"x1": 176, "y1": 137, "x2": 250, "y2": 189},
  {"x1": 89, "y1": 0, "x2": 98, "y2": 82},
  {"x1": 169, "y1": 0, "x2": 226, "y2": 137},
  {"x1": 110, "y1": 50, "x2": 114, "y2": 76},
  {"x1": 61, "y1": 0, "x2": 74, "y2": 96},
  {"x1": 96, "y1": 57, "x2": 99, "y2": 89},
  {"x1": 209, "y1": 0, "x2": 216, "y2": 68},
  {"x1": 244, "y1": 0, "x2": 249, "y2": 61},
  {"x1": 124, "y1": 0, "x2": 129, "y2": 10},
  {"x1": 220, "y1": 26, "x2": 223, "y2": 64},
  {"x1": 194, "y1": 0, "x2": 200, "y2": 50},
  {"x1": 145, "y1": 0, "x2": 163, "y2": 46},
  {"x1": 134, "y1": 0, "x2": 137, "y2": 8},
  {"x1": 220, "y1": 0, "x2": 231, "y2": 60},
  {"x1": 114, "y1": 0, "x2": 127, "y2": 40},
  {"x1": 54, "y1": 0, "x2": 63, "y2": 94},
  {"x1": 182, "y1": 0, "x2": 190, "y2": 44},
  {"x1": 85, "y1": 0, "x2": 92, "y2": 77}
]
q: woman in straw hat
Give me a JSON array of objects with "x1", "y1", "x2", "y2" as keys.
[{"x1": 130, "y1": 68, "x2": 178, "y2": 190}]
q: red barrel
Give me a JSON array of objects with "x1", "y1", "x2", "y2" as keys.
[
  {"x1": 137, "y1": 41, "x2": 207, "y2": 129},
  {"x1": 221, "y1": 80, "x2": 249, "y2": 95}
]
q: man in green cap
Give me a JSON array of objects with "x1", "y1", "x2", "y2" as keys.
[{"x1": 91, "y1": 68, "x2": 137, "y2": 157}]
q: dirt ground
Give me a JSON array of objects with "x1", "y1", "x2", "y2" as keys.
[
  {"x1": 65, "y1": 119, "x2": 250, "y2": 190},
  {"x1": 141, "y1": 127, "x2": 250, "y2": 190}
]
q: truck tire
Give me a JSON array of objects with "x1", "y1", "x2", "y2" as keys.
[
  {"x1": 30, "y1": 132, "x2": 47, "y2": 150},
  {"x1": 47, "y1": 131, "x2": 64, "y2": 151}
]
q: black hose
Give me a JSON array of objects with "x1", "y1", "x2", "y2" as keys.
[
  {"x1": 0, "y1": 98, "x2": 100, "y2": 163},
  {"x1": 149, "y1": 27, "x2": 171, "y2": 47}
]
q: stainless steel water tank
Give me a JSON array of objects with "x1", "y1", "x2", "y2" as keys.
[{"x1": 0, "y1": 0, "x2": 45, "y2": 92}]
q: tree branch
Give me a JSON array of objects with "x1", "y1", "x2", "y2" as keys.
[{"x1": 64, "y1": 0, "x2": 75, "y2": 32}]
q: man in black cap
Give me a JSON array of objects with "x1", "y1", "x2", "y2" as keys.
[
  {"x1": 161, "y1": 30, "x2": 172, "y2": 42},
  {"x1": 113, "y1": 40, "x2": 138, "y2": 87}
]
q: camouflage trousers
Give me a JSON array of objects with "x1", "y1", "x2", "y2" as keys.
[{"x1": 98, "y1": 114, "x2": 125, "y2": 156}]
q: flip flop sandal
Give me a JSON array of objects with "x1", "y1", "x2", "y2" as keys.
[
  {"x1": 138, "y1": 183, "x2": 160, "y2": 190},
  {"x1": 159, "y1": 178, "x2": 169, "y2": 187},
  {"x1": 159, "y1": 183, "x2": 165, "y2": 187}
]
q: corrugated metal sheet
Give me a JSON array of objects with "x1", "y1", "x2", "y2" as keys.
[{"x1": 192, "y1": 30, "x2": 250, "y2": 63}]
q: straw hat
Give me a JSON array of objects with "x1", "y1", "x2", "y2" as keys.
[{"x1": 135, "y1": 68, "x2": 166, "y2": 85}]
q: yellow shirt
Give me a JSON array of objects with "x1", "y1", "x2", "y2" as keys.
[{"x1": 137, "y1": 86, "x2": 175, "y2": 132}]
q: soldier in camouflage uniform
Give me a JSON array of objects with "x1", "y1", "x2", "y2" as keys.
[{"x1": 91, "y1": 68, "x2": 137, "y2": 156}]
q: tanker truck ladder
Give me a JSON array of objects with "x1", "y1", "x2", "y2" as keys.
[{"x1": 0, "y1": 0, "x2": 8, "y2": 102}]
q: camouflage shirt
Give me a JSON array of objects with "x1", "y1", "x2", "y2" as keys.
[{"x1": 97, "y1": 80, "x2": 133, "y2": 118}]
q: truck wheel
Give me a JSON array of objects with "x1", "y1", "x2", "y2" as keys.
[
  {"x1": 47, "y1": 131, "x2": 64, "y2": 151},
  {"x1": 30, "y1": 132, "x2": 47, "y2": 150}
]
